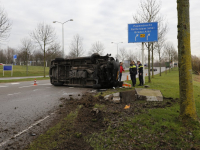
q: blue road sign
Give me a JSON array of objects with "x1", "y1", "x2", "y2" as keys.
[
  {"x1": 13, "y1": 55, "x2": 17, "y2": 59},
  {"x1": 128, "y1": 22, "x2": 158, "y2": 43},
  {"x1": 3, "y1": 65, "x2": 12, "y2": 71}
]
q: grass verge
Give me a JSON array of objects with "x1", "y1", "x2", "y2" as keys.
[
  {"x1": 0, "y1": 65, "x2": 49, "y2": 77},
  {"x1": 27, "y1": 106, "x2": 81, "y2": 150}
]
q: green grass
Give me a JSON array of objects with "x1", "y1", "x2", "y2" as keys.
[
  {"x1": 88, "y1": 68, "x2": 200, "y2": 149},
  {"x1": 27, "y1": 106, "x2": 81, "y2": 150},
  {"x1": 0, "y1": 65, "x2": 49, "y2": 77},
  {"x1": 126, "y1": 68, "x2": 200, "y2": 116}
]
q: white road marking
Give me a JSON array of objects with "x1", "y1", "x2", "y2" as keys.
[
  {"x1": 0, "y1": 86, "x2": 8, "y2": 88},
  {"x1": 39, "y1": 83, "x2": 51, "y2": 85},
  {"x1": 8, "y1": 92, "x2": 21, "y2": 96},
  {"x1": 63, "y1": 92, "x2": 75, "y2": 95},
  {"x1": 33, "y1": 89, "x2": 39, "y2": 92},
  {"x1": 19, "y1": 86, "x2": 33, "y2": 88},
  {"x1": 10, "y1": 83, "x2": 20, "y2": 85},
  {"x1": 0, "y1": 112, "x2": 55, "y2": 147}
]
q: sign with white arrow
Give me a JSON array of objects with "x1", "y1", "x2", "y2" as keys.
[{"x1": 128, "y1": 22, "x2": 158, "y2": 43}]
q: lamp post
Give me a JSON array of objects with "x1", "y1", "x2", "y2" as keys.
[
  {"x1": 53, "y1": 19, "x2": 73, "y2": 58},
  {"x1": 111, "y1": 42, "x2": 123, "y2": 59}
]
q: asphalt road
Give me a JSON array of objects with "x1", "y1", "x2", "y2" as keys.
[{"x1": 0, "y1": 80, "x2": 89, "y2": 149}]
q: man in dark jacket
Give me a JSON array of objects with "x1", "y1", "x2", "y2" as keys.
[
  {"x1": 129, "y1": 61, "x2": 137, "y2": 87},
  {"x1": 137, "y1": 61, "x2": 144, "y2": 86}
]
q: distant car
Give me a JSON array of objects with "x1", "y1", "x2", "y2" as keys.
[
  {"x1": 150, "y1": 68, "x2": 157, "y2": 71},
  {"x1": 0, "y1": 63, "x2": 4, "y2": 65}
]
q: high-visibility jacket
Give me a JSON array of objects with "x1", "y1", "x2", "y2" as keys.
[
  {"x1": 138, "y1": 64, "x2": 143, "y2": 73},
  {"x1": 129, "y1": 64, "x2": 137, "y2": 75}
]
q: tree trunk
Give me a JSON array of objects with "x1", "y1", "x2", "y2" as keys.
[
  {"x1": 26, "y1": 49, "x2": 28, "y2": 76},
  {"x1": 169, "y1": 54, "x2": 171, "y2": 73},
  {"x1": 152, "y1": 43, "x2": 154, "y2": 78},
  {"x1": 148, "y1": 42, "x2": 151, "y2": 83},
  {"x1": 44, "y1": 44, "x2": 46, "y2": 78},
  {"x1": 177, "y1": 0, "x2": 197, "y2": 120}
]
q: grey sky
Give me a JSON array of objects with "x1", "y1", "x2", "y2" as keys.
[{"x1": 1, "y1": 0, "x2": 200, "y2": 58}]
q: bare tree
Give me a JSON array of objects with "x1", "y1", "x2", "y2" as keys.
[
  {"x1": 88, "y1": 41, "x2": 104, "y2": 55},
  {"x1": 164, "y1": 42, "x2": 175, "y2": 72},
  {"x1": 0, "y1": 49, "x2": 6, "y2": 63},
  {"x1": 20, "y1": 38, "x2": 34, "y2": 75},
  {"x1": 118, "y1": 47, "x2": 127, "y2": 63},
  {"x1": 30, "y1": 22, "x2": 56, "y2": 77},
  {"x1": 69, "y1": 34, "x2": 84, "y2": 58},
  {"x1": 46, "y1": 42, "x2": 62, "y2": 65},
  {"x1": 177, "y1": 0, "x2": 197, "y2": 121},
  {"x1": 0, "y1": 7, "x2": 12, "y2": 41},
  {"x1": 155, "y1": 37, "x2": 165, "y2": 76},
  {"x1": 127, "y1": 49, "x2": 137, "y2": 63},
  {"x1": 133, "y1": 0, "x2": 168, "y2": 82}
]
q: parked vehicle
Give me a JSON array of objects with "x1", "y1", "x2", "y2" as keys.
[
  {"x1": 0, "y1": 63, "x2": 4, "y2": 65},
  {"x1": 49, "y1": 53, "x2": 121, "y2": 88},
  {"x1": 150, "y1": 68, "x2": 157, "y2": 71}
]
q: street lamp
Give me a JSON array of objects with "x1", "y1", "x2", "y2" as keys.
[
  {"x1": 53, "y1": 19, "x2": 73, "y2": 58},
  {"x1": 111, "y1": 42, "x2": 123, "y2": 59}
]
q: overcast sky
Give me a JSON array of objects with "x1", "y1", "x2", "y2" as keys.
[{"x1": 0, "y1": 0, "x2": 200, "y2": 58}]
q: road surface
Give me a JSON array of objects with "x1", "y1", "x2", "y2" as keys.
[{"x1": 0, "y1": 80, "x2": 89, "y2": 149}]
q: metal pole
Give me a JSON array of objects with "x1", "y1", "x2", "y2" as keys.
[
  {"x1": 62, "y1": 24, "x2": 64, "y2": 58},
  {"x1": 142, "y1": 42, "x2": 145, "y2": 84}
]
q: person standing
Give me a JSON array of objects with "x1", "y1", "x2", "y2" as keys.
[
  {"x1": 119, "y1": 62, "x2": 125, "y2": 81},
  {"x1": 129, "y1": 61, "x2": 137, "y2": 87},
  {"x1": 137, "y1": 61, "x2": 144, "y2": 86}
]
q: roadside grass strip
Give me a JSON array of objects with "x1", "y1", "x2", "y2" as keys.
[
  {"x1": 0, "y1": 65, "x2": 49, "y2": 77},
  {"x1": 27, "y1": 107, "x2": 81, "y2": 150}
]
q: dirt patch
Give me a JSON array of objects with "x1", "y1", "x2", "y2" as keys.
[
  {"x1": 194, "y1": 75, "x2": 200, "y2": 82},
  {"x1": 23, "y1": 90, "x2": 178, "y2": 150}
]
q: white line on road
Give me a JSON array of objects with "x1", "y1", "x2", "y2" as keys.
[
  {"x1": 19, "y1": 86, "x2": 33, "y2": 88},
  {"x1": 0, "y1": 112, "x2": 54, "y2": 148},
  {"x1": 8, "y1": 92, "x2": 21, "y2": 96},
  {"x1": 39, "y1": 83, "x2": 51, "y2": 85},
  {"x1": 0, "y1": 86, "x2": 8, "y2": 88},
  {"x1": 10, "y1": 83, "x2": 20, "y2": 85}
]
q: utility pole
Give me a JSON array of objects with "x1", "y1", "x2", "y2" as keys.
[{"x1": 177, "y1": 0, "x2": 197, "y2": 120}]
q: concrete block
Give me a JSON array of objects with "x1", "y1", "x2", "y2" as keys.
[
  {"x1": 104, "y1": 94, "x2": 113, "y2": 101},
  {"x1": 113, "y1": 96, "x2": 121, "y2": 103},
  {"x1": 135, "y1": 88, "x2": 163, "y2": 101},
  {"x1": 113, "y1": 92, "x2": 120, "y2": 97},
  {"x1": 120, "y1": 90, "x2": 136, "y2": 103}
]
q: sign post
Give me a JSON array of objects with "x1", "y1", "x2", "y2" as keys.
[
  {"x1": 128, "y1": 22, "x2": 158, "y2": 84},
  {"x1": 13, "y1": 55, "x2": 17, "y2": 65},
  {"x1": 3, "y1": 64, "x2": 13, "y2": 76}
]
